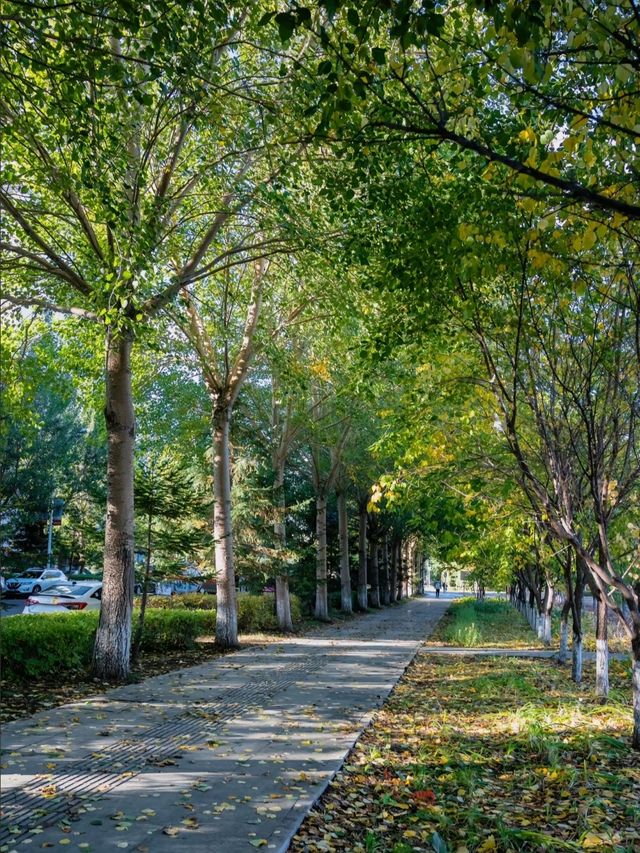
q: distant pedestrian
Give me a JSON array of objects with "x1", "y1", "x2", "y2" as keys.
[
  {"x1": 442, "y1": 581, "x2": 447, "y2": 593},
  {"x1": 434, "y1": 580, "x2": 441, "y2": 598}
]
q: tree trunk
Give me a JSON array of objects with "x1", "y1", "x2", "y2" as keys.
[
  {"x1": 368, "y1": 537, "x2": 380, "y2": 607},
  {"x1": 357, "y1": 503, "x2": 368, "y2": 611},
  {"x1": 541, "y1": 584, "x2": 553, "y2": 646},
  {"x1": 572, "y1": 631, "x2": 583, "y2": 683},
  {"x1": 337, "y1": 489, "x2": 352, "y2": 613},
  {"x1": 595, "y1": 593, "x2": 609, "y2": 698},
  {"x1": 632, "y1": 637, "x2": 640, "y2": 751},
  {"x1": 273, "y1": 465, "x2": 293, "y2": 632},
  {"x1": 92, "y1": 331, "x2": 135, "y2": 682},
  {"x1": 558, "y1": 600, "x2": 570, "y2": 664},
  {"x1": 213, "y1": 407, "x2": 238, "y2": 647},
  {"x1": 380, "y1": 536, "x2": 390, "y2": 605},
  {"x1": 389, "y1": 537, "x2": 397, "y2": 604},
  {"x1": 315, "y1": 492, "x2": 329, "y2": 620},
  {"x1": 131, "y1": 511, "x2": 153, "y2": 664},
  {"x1": 275, "y1": 575, "x2": 292, "y2": 631}
]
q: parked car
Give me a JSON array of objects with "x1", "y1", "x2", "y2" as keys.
[
  {"x1": 4, "y1": 568, "x2": 68, "y2": 598},
  {"x1": 23, "y1": 581, "x2": 102, "y2": 613}
]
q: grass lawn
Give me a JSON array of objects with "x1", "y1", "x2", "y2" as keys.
[
  {"x1": 290, "y1": 654, "x2": 638, "y2": 852},
  {"x1": 430, "y1": 599, "x2": 541, "y2": 650},
  {"x1": 430, "y1": 598, "x2": 631, "y2": 655}
]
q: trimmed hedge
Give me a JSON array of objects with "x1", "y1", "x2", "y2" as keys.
[
  {"x1": 144, "y1": 592, "x2": 302, "y2": 630},
  {"x1": 1, "y1": 594, "x2": 301, "y2": 682},
  {"x1": 1, "y1": 611, "x2": 99, "y2": 680}
]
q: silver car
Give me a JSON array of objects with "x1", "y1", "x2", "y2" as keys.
[
  {"x1": 24, "y1": 581, "x2": 102, "y2": 613},
  {"x1": 5, "y1": 568, "x2": 68, "y2": 597}
]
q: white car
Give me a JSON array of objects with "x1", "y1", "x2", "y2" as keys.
[
  {"x1": 24, "y1": 581, "x2": 102, "y2": 613},
  {"x1": 5, "y1": 568, "x2": 68, "y2": 597}
]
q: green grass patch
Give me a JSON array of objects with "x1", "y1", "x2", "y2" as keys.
[{"x1": 433, "y1": 597, "x2": 539, "y2": 649}]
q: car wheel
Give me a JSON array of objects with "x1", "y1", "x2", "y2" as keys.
[{"x1": 32, "y1": 585, "x2": 41, "y2": 593}]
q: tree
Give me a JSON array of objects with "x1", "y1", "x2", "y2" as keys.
[
  {"x1": 0, "y1": 4, "x2": 284, "y2": 678},
  {"x1": 131, "y1": 456, "x2": 207, "y2": 661}
]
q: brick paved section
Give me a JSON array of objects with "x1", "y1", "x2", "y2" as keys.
[{"x1": 0, "y1": 597, "x2": 449, "y2": 853}]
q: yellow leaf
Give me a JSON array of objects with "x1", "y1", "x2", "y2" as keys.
[
  {"x1": 518, "y1": 127, "x2": 536, "y2": 144},
  {"x1": 582, "y1": 832, "x2": 608, "y2": 849},
  {"x1": 478, "y1": 837, "x2": 497, "y2": 852},
  {"x1": 403, "y1": 830, "x2": 418, "y2": 839}
]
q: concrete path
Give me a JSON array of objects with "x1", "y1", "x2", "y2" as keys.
[{"x1": 0, "y1": 597, "x2": 449, "y2": 853}]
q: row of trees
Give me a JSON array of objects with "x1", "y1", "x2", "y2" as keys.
[{"x1": 2, "y1": 1, "x2": 639, "y2": 745}]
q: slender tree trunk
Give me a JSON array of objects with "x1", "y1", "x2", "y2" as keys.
[
  {"x1": 380, "y1": 536, "x2": 390, "y2": 605},
  {"x1": 315, "y1": 492, "x2": 329, "y2": 620},
  {"x1": 595, "y1": 592, "x2": 609, "y2": 698},
  {"x1": 368, "y1": 537, "x2": 380, "y2": 607},
  {"x1": 389, "y1": 538, "x2": 397, "y2": 604},
  {"x1": 558, "y1": 600, "x2": 570, "y2": 664},
  {"x1": 213, "y1": 407, "x2": 238, "y2": 647},
  {"x1": 357, "y1": 503, "x2": 368, "y2": 611},
  {"x1": 632, "y1": 637, "x2": 640, "y2": 750},
  {"x1": 273, "y1": 465, "x2": 292, "y2": 632},
  {"x1": 541, "y1": 584, "x2": 553, "y2": 646},
  {"x1": 337, "y1": 489, "x2": 352, "y2": 613},
  {"x1": 92, "y1": 331, "x2": 135, "y2": 682},
  {"x1": 131, "y1": 511, "x2": 153, "y2": 663}
]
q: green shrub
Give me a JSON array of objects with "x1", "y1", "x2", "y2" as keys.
[
  {"x1": 0, "y1": 611, "x2": 99, "y2": 680},
  {"x1": 143, "y1": 593, "x2": 216, "y2": 610},
  {"x1": 138, "y1": 609, "x2": 216, "y2": 651},
  {"x1": 142, "y1": 592, "x2": 302, "y2": 629},
  {"x1": 1, "y1": 594, "x2": 303, "y2": 682}
]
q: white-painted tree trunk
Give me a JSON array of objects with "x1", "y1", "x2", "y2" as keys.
[
  {"x1": 337, "y1": 489, "x2": 352, "y2": 613},
  {"x1": 572, "y1": 633, "x2": 583, "y2": 684},
  {"x1": 632, "y1": 647, "x2": 640, "y2": 750},
  {"x1": 595, "y1": 639, "x2": 609, "y2": 697},
  {"x1": 315, "y1": 493, "x2": 329, "y2": 621},
  {"x1": 595, "y1": 596, "x2": 609, "y2": 698},
  {"x1": 558, "y1": 614, "x2": 569, "y2": 664},
  {"x1": 92, "y1": 331, "x2": 135, "y2": 681},
  {"x1": 213, "y1": 409, "x2": 238, "y2": 648},
  {"x1": 273, "y1": 464, "x2": 292, "y2": 632}
]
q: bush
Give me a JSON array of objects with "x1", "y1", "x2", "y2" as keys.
[
  {"x1": 143, "y1": 593, "x2": 216, "y2": 610},
  {"x1": 142, "y1": 592, "x2": 302, "y2": 630},
  {"x1": 0, "y1": 611, "x2": 99, "y2": 680},
  {"x1": 138, "y1": 609, "x2": 216, "y2": 651},
  {"x1": 1, "y1": 594, "x2": 303, "y2": 682}
]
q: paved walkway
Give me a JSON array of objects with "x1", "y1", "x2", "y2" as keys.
[{"x1": 0, "y1": 597, "x2": 449, "y2": 853}]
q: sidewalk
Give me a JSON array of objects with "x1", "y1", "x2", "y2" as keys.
[{"x1": 0, "y1": 597, "x2": 449, "y2": 853}]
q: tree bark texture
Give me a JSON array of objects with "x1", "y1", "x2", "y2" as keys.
[
  {"x1": 368, "y1": 538, "x2": 380, "y2": 608},
  {"x1": 213, "y1": 408, "x2": 238, "y2": 647},
  {"x1": 357, "y1": 503, "x2": 368, "y2": 611},
  {"x1": 337, "y1": 489, "x2": 352, "y2": 613},
  {"x1": 315, "y1": 493, "x2": 329, "y2": 620},
  {"x1": 380, "y1": 536, "x2": 390, "y2": 605},
  {"x1": 273, "y1": 465, "x2": 293, "y2": 632},
  {"x1": 595, "y1": 594, "x2": 609, "y2": 698},
  {"x1": 92, "y1": 331, "x2": 135, "y2": 681},
  {"x1": 558, "y1": 600, "x2": 570, "y2": 664},
  {"x1": 389, "y1": 538, "x2": 398, "y2": 604},
  {"x1": 632, "y1": 637, "x2": 640, "y2": 750}
]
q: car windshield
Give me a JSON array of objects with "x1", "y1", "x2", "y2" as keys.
[
  {"x1": 22, "y1": 570, "x2": 44, "y2": 578},
  {"x1": 38, "y1": 584, "x2": 93, "y2": 596}
]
